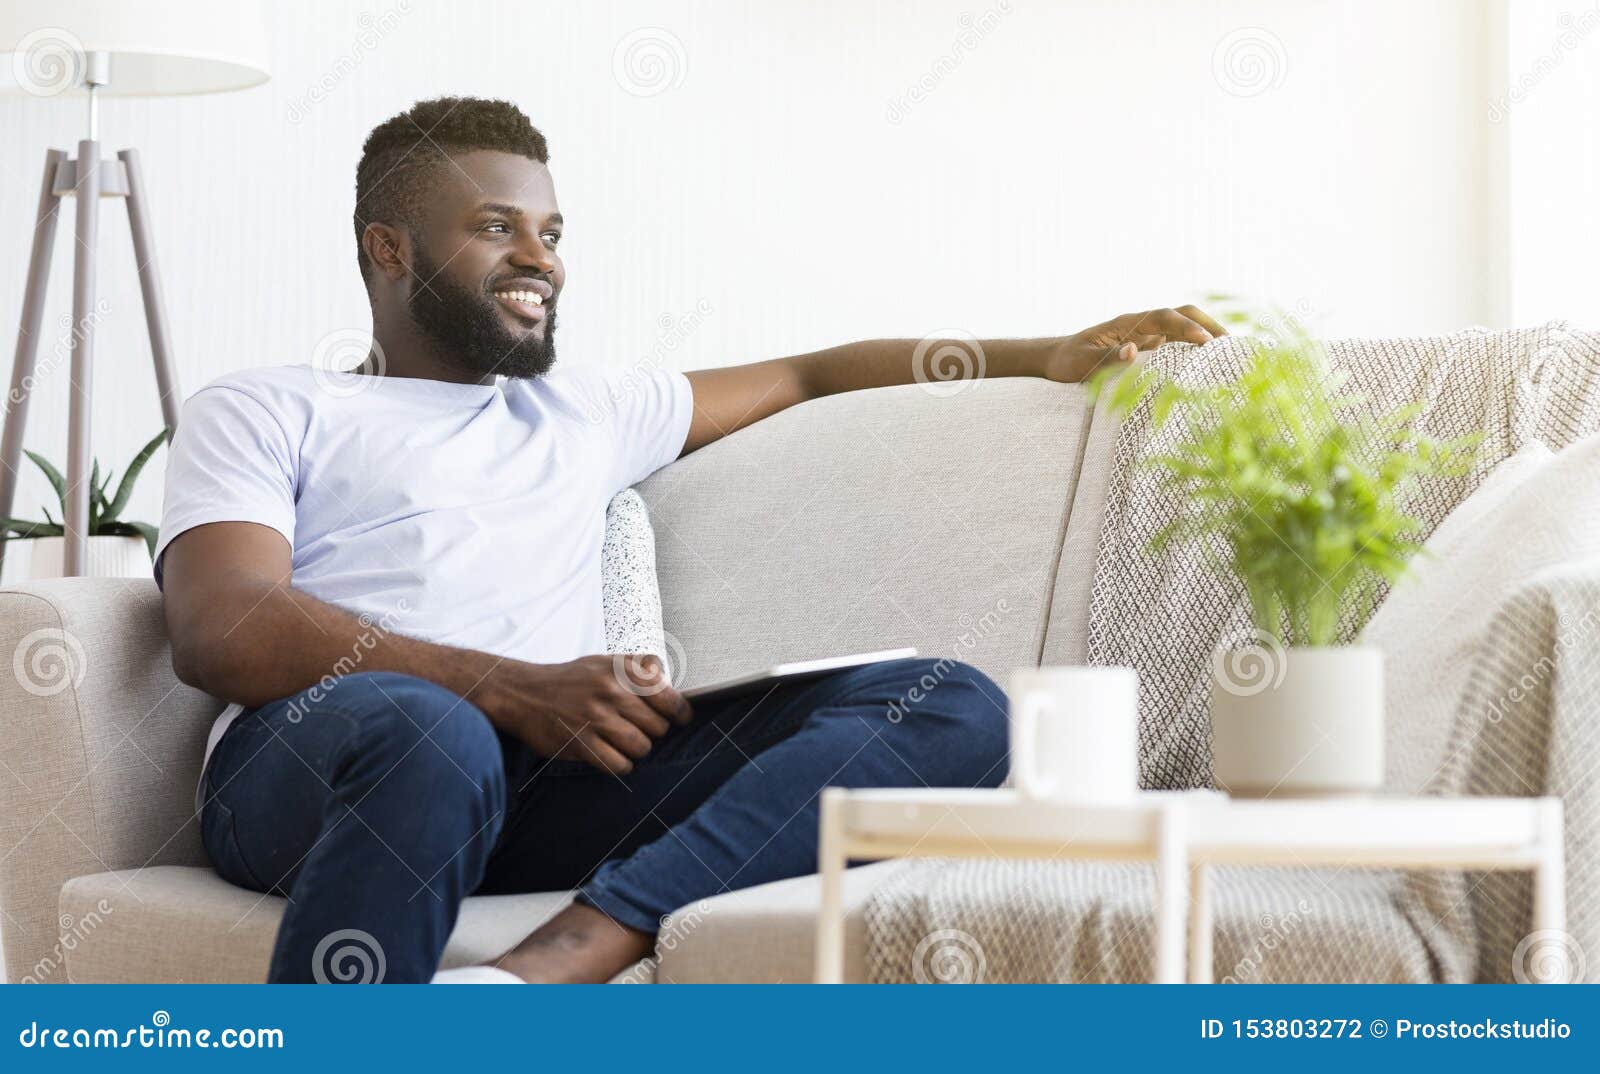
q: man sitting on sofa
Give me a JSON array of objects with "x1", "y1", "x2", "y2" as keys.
[{"x1": 157, "y1": 95, "x2": 1225, "y2": 984}]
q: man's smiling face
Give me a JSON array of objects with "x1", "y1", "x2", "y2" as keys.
[{"x1": 405, "y1": 149, "x2": 566, "y2": 380}]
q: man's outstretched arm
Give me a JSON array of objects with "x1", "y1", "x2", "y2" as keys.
[{"x1": 680, "y1": 304, "x2": 1226, "y2": 454}]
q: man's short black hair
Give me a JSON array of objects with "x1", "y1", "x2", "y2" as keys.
[{"x1": 353, "y1": 95, "x2": 549, "y2": 286}]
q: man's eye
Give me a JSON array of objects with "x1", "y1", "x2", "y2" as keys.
[
  {"x1": 481, "y1": 222, "x2": 511, "y2": 234},
  {"x1": 542, "y1": 232, "x2": 561, "y2": 247}
]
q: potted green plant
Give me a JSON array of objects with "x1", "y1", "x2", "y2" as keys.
[
  {"x1": 1, "y1": 428, "x2": 169, "y2": 581},
  {"x1": 1097, "y1": 301, "x2": 1477, "y2": 796}
]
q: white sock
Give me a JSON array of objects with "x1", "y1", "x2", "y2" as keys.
[{"x1": 431, "y1": 965, "x2": 525, "y2": 984}]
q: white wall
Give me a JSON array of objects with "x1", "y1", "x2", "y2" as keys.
[
  {"x1": 1504, "y1": 0, "x2": 1600, "y2": 325},
  {"x1": 0, "y1": 0, "x2": 1544, "y2": 530}
]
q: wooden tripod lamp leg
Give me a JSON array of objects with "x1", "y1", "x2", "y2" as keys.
[
  {"x1": 119, "y1": 149, "x2": 182, "y2": 431},
  {"x1": 0, "y1": 148, "x2": 67, "y2": 579},
  {"x1": 64, "y1": 139, "x2": 102, "y2": 578}
]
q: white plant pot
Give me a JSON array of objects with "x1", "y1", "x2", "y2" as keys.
[
  {"x1": 2, "y1": 535, "x2": 152, "y2": 583},
  {"x1": 1209, "y1": 645, "x2": 1384, "y2": 797}
]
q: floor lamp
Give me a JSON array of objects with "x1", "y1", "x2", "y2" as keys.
[{"x1": 0, "y1": 2, "x2": 269, "y2": 576}]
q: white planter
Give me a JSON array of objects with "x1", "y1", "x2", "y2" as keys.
[
  {"x1": 1209, "y1": 645, "x2": 1384, "y2": 797},
  {"x1": 2, "y1": 535, "x2": 153, "y2": 583}
]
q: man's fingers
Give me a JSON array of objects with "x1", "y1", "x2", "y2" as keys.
[
  {"x1": 617, "y1": 653, "x2": 693, "y2": 725},
  {"x1": 1176, "y1": 304, "x2": 1228, "y2": 338},
  {"x1": 1096, "y1": 335, "x2": 1166, "y2": 366},
  {"x1": 614, "y1": 689, "x2": 673, "y2": 738},
  {"x1": 1146, "y1": 308, "x2": 1216, "y2": 345},
  {"x1": 572, "y1": 731, "x2": 634, "y2": 776},
  {"x1": 596, "y1": 711, "x2": 655, "y2": 760},
  {"x1": 642, "y1": 680, "x2": 692, "y2": 725},
  {"x1": 1118, "y1": 308, "x2": 1217, "y2": 347}
]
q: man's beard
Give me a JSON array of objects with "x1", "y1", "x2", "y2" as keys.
[{"x1": 406, "y1": 243, "x2": 557, "y2": 380}]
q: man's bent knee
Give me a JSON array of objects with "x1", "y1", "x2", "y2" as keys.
[
  {"x1": 880, "y1": 658, "x2": 1009, "y2": 787},
  {"x1": 330, "y1": 672, "x2": 505, "y2": 801}
]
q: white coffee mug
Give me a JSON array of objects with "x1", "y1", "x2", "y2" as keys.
[{"x1": 1009, "y1": 666, "x2": 1139, "y2": 803}]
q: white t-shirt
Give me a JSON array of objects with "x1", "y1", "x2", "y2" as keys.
[{"x1": 156, "y1": 363, "x2": 694, "y2": 800}]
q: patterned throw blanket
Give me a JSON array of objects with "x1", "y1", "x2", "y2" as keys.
[{"x1": 865, "y1": 323, "x2": 1600, "y2": 983}]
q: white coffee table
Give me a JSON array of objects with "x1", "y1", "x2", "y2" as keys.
[{"x1": 814, "y1": 787, "x2": 1567, "y2": 984}]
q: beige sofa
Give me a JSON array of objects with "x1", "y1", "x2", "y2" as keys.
[{"x1": 0, "y1": 377, "x2": 1116, "y2": 983}]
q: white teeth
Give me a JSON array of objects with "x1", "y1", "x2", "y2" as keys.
[{"x1": 496, "y1": 290, "x2": 544, "y2": 306}]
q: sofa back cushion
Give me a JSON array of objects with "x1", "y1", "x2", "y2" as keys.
[{"x1": 638, "y1": 379, "x2": 1096, "y2": 691}]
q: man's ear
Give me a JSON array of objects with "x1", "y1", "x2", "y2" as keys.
[{"x1": 362, "y1": 222, "x2": 412, "y2": 284}]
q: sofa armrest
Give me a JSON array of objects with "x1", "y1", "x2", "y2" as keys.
[
  {"x1": 1431, "y1": 558, "x2": 1600, "y2": 982},
  {"x1": 0, "y1": 578, "x2": 222, "y2": 984}
]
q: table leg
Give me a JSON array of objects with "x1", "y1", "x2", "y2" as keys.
[
  {"x1": 1188, "y1": 862, "x2": 1213, "y2": 984},
  {"x1": 1154, "y1": 801, "x2": 1187, "y2": 984},
  {"x1": 1532, "y1": 797, "x2": 1569, "y2": 983},
  {"x1": 815, "y1": 789, "x2": 847, "y2": 984}
]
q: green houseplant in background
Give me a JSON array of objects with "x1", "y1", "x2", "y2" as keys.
[
  {"x1": 0, "y1": 428, "x2": 169, "y2": 581},
  {"x1": 1097, "y1": 299, "x2": 1478, "y2": 795}
]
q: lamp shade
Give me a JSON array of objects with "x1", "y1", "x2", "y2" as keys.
[{"x1": 0, "y1": 0, "x2": 269, "y2": 97}]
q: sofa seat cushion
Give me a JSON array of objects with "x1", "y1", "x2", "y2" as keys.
[
  {"x1": 58, "y1": 861, "x2": 906, "y2": 984},
  {"x1": 57, "y1": 867, "x2": 575, "y2": 984}
]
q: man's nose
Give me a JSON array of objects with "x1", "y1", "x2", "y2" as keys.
[{"x1": 511, "y1": 234, "x2": 556, "y2": 274}]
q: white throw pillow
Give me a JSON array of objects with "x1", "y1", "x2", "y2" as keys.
[
  {"x1": 601, "y1": 488, "x2": 674, "y2": 681},
  {"x1": 1362, "y1": 436, "x2": 1600, "y2": 792}
]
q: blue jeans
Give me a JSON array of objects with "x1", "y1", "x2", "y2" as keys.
[{"x1": 200, "y1": 658, "x2": 1008, "y2": 982}]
